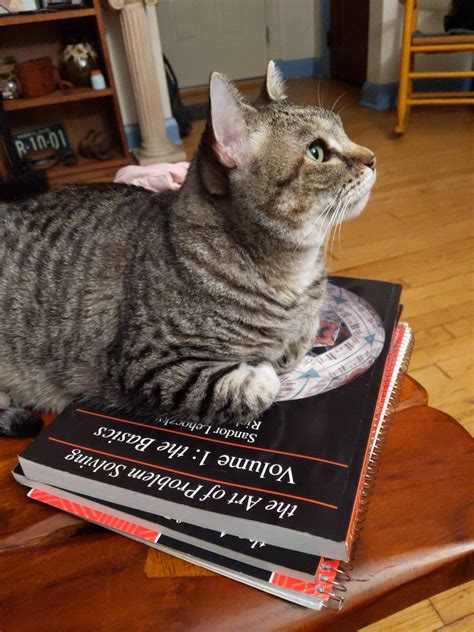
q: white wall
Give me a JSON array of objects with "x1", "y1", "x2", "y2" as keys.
[{"x1": 367, "y1": 0, "x2": 472, "y2": 85}]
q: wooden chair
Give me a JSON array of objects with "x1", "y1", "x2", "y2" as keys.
[{"x1": 395, "y1": 0, "x2": 474, "y2": 134}]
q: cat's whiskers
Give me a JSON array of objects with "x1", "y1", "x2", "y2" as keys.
[
  {"x1": 326, "y1": 202, "x2": 342, "y2": 259},
  {"x1": 330, "y1": 91, "x2": 348, "y2": 114},
  {"x1": 316, "y1": 198, "x2": 338, "y2": 245},
  {"x1": 314, "y1": 196, "x2": 341, "y2": 248},
  {"x1": 335, "y1": 199, "x2": 350, "y2": 251},
  {"x1": 322, "y1": 202, "x2": 339, "y2": 251},
  {"x1": 322, "y1": 200, "x2": 340, "y2": 259},
  {"x1": 292, "y1": 195, "x2": 338, "y2": 254},
  {"x1": 324, "y1": 195, "x2": 348, "y2": 259}
]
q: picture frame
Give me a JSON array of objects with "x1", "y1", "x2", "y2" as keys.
[{"x1": 0, "y1": 0, "x2": 40, "y2": 15}]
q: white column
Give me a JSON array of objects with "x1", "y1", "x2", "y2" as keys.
[
  {"x1": 146, "y1": 3, "x2": 172, "y2": 120},
  {"x1": 109, "y1": 0, "x2": 185, "y2": 165}
]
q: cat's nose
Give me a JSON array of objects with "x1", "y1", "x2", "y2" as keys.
[
  {"x1": 351, "y1": 144, "x2": 377, "y2": 170},
  {"x1": 365, "y1": 153, "x2": 376, "y2": 171},
  {"x1": 368, "y1": 155, "x2": 377, "y2": 170}
]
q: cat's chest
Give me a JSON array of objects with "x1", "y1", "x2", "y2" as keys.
[{"x1": 282, "y1": 252, "x2": 325, "y2": 297}]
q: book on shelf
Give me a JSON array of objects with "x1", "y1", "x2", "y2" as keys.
[{"x1": 15, "y1": 277, "x2": 413, "y2": 609}]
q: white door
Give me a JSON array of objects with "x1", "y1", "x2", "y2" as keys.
[{"x1": 158, "y1": 0, "x2": 268, "y2": 88}]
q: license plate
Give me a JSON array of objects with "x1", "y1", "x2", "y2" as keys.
[{"x1": 12, "y1": 124, "x2": 72, "y2": 159}]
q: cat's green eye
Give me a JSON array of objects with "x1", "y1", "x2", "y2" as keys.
[{"x1": 307, "y1": 142, "x2": 327, "y2": 163}]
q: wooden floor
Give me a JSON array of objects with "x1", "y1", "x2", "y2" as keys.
[{"x1": 181, "y1": 77, "x2": 474, "y2": 632}]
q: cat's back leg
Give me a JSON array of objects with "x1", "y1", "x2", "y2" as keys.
[{"x1": 0, "y1": 392, "x2": 42, "y2": 437}]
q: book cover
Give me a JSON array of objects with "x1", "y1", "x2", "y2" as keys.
[{"x1": 18, "y1": 277, "x2": 402, "y2": 560}]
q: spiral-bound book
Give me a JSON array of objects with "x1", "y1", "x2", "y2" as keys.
[
  {"x1": 14, "y1": 320, "x2": 412, "y2": 602},
  {"x1": 17, "y1": 278, "x2": 409, "y2": 563},
  {"x1": 23, "y1": 486, "x2": 349, "y2": 610}
]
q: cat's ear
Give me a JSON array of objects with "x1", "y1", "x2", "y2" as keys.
[
  {"x1": 260, "y1": 60, "x2": 287, "y2": 102},
  {"x1": 209, "y1": 72, "x2": 252, "y2": 168}
]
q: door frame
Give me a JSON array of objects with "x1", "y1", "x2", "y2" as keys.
[{"x1": 320, "y1": 0, "x2": 332, "y2": 77}]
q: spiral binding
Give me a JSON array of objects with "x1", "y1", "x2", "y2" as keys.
[
  {"x1": 315, "y1": 325, "x2": 413, "y2": 612},
  {"x1": 348, "y1": 323, "x2": 414, "y2": 556},
  {"x1": 318, "y1": 560, "x2": 352, "y2": 610},
  {"x1": 278, "y1": 325, "x2": 413, "y2": 612}
]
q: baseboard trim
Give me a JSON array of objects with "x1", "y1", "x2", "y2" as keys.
[
  {"x1": 180, "y1": 58, "x2": 328, "y2": 122},
  {"x1": 124, "y1": 123, "x2": 141, "y2": 151},
  {"x1": 275, "y1": 57, "x2": 326, "y2": 80},
  {"x1": 360, "y1": 82, "x2": 399, "y2": 111},
  {"x1": 165, "y1": 117, "x2": 181, "y2": 146},
  {"x1": 125, "y1": 117, "x2": 182, "y2": 150},
  {"x1": 361, "y1": 77, "x2": 473, "y2": 111},
  {"x1": 181, "y1": 77, "x2": 262, "y2": 104}
]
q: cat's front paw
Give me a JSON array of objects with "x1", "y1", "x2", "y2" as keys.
[{"x1": 204, "y1": 361, "x2": 280, "y2": 425}]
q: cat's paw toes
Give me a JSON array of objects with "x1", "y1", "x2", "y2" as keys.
[
  {"x1": 276, "y1": 341, "x2": 312, "y2": 374},
  {"x1": 209, "y1": 362, "x2": 280, "y2": 425}
]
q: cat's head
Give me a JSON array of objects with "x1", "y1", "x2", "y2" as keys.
[{"x1": 197, "y1": 61, "x2": 376, "y2": 249}]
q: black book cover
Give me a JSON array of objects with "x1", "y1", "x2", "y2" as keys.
[{"x1": 19, "y1": 277, "x2": 401, "y2": 559}]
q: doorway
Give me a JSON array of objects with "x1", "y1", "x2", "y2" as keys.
[
  {"x1": 329, "y1": 0, "x2": 370, "y2": 85},
  {"x1": 158, "y1": 0, "x2": 268, "y2": 88}
]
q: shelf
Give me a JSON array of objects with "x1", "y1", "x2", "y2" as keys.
[
  {"x1": 0, "y1": 0, "x2": 131, "y2": 185},
  {"x1": 0, "y1": 8, "x2": 95, "y2": 26},
  {"x1": 4, "y1": 88, "x2": 113, "y2": 111},
  {"x1": 47, "y1": 153, "x2": 131, "y2": 185}
]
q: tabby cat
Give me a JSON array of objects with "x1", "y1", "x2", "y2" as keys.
[{"x1": 0, "y1": 62, "x2": 376, "y2": 437}]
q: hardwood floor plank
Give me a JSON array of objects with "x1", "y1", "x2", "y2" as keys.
[
  {"x1": 409, "y1": 335, "x2": 471, "y2": 371},
  {"x1": 444, "y1": 318, "x2": 474, "y2": 339},
  {"x1": 434, "y1": 614, "x2": 474, "y2": 632},
  {"x1": 456, "y1": 409, "x2": 474, "y2": 436},
  {"x1": 403, "y1": 289, "x2": 473, "y2": 319},
  {"x1": 359, "y1": 600, "x2": 444, "y2": 632},
  {"x1": 385, "y1": 176, "x2": 473, "y2": 218},
  {"x1": 330, "y1": 218, "x2": 474, "y2": 271},
  {"x1": 437, "y1": 354, "x2": 474, "y2": 384},
  {"x1": 410, "y1": 364, "x2": 453, "y2": 392},
  {"x1": 402, "y1": 275, "x2": 472, "y2": 305},
  {"x1": 406, "y1": 302, "x2": 473, "y2": 333},
  {"x1": 412, "y1": 326, "x2": 454, "y2": 350},
  {"x1": 401, "y1": 258, "x2": 474, "y2": 290},
  {"x1": 338, "y1": 239, "x2": 474, "y2": 284},
  {"x1": 430, "y1": 581, "x2": 474, "y2": 625}
]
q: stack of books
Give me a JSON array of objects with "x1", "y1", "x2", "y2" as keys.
[{"x1": 14, "y1": 277, "x2": 413, "y2": 611}]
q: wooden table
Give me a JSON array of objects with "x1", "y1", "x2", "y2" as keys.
[{"x1": 0, "y1": 376, "x2": 473, "y2": 631}]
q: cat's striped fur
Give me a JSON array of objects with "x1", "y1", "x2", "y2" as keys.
[{"x1": 0, "y1": 62, "x2": 376, "y2": 436}]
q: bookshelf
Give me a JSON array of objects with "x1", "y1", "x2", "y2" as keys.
[
  {"x1": 3, "y1": 87, "x2": 113, "y2": 111},
  {"x1": 0, "y1": 7, "x2": 96, "y2": 26},
  {"x1": 0, "y1": 0, "x2": 131, "y2": 186}
]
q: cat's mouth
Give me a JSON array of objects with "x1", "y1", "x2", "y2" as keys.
[{"x1": 342, "y1": 169, "x2": 376, "y2": 221}]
